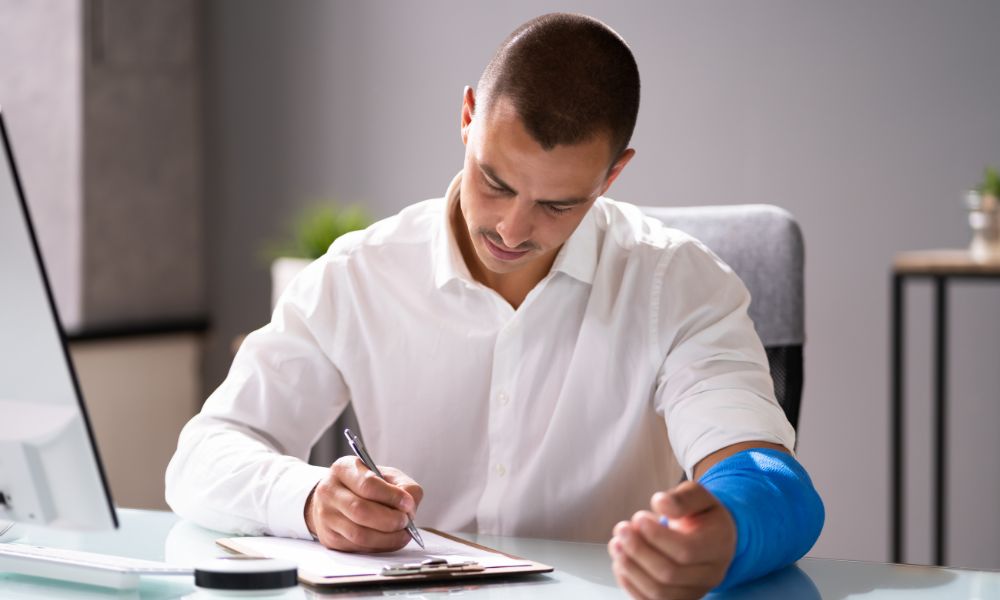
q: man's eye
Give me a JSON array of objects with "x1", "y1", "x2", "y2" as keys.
[
  {"x1": 485, "y1": 180, "x2": 509, "y2": 194},
  {"x1": 544, "y1": 204, "x2": 571, "y2": 215}
]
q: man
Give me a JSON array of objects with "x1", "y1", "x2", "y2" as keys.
[{"x1": 167, "y1": 13, "x2": 823, "y2": 599}]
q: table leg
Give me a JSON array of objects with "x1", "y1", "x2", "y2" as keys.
[
  {"x1": 891, "y1": 273, "x2": 905, "y2": 563},
  {"x1": 933, "y1": 277, "x2": 948, "y2": 566}
]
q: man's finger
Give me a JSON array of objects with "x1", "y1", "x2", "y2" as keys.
[
  {"x1": 382, "y1": 467, "x2": 424, "y2": 507},
  {"x1": 612, "y1": 520, "x2": 632, "y2": 538},
  {"x1": 618, "y1": 574, "x2": 651, "y2": 600},
  {"x1": 612, "y1": 559, "x2": 650, "y2": 600},
  {"x1": 331, "y1": 486, "x2": 410, "y2": 533},
  {"x1": 653, "y1": 481, "x2": 719, "y2": 519},
  {"x1": 617, "y1": 521, "x2": 723, "y2": 587},
  {"x1": 612, "y1": 546, "x2": 705, "y2": 600},
  {"x1": 630, "y1": 512, "x2": 724, "y2": 566},
  {"x1": 612, "y1": 552, "x2": 656, "y2": 600},
  {"x1": 338, "y1": 458, "x2": 416, "y2": 512},
  {"x1": 318, "y1": 511, "x2": 412, "y2": 553}
]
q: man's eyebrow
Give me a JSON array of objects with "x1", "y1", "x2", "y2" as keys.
[
  {"x1": 480, "y1": 163, "x2": 589, "y2": 206},
  {"x1": 537, "y1": 196, "x2": 589, "y2": 207},
  {"x1": 480, "y1": 164, "x2": 517, "y2": 195}
]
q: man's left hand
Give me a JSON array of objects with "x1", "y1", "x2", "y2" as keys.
[{"x1": 608, "y1": 481, "x2": 736, "y2": 600}]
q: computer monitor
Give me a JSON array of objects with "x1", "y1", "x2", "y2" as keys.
[{"x1": 0, "y1": 108, "x2": 117, "y2": 534}]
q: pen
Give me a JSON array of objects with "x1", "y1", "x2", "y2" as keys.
[{"x1": 343, "y1": 428, "x2": 425, "y2": 549}]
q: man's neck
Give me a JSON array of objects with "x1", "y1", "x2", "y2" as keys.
[
  {"x1": 450, "y1": 196, "x2": 557, "y2": 310},
  {"x1": 476, "y1": 253, "x2": 558, "y2": 309}
]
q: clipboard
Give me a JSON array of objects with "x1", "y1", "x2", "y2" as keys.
[{"x1": 216, "y1": 528, "x2": 553, "y2": 589}]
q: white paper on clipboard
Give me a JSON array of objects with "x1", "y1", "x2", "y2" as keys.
[{"x1": 218, "y1": 529, "x2": 530, "y2": 578}]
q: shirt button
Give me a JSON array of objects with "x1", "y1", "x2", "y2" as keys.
[
  {"x1": 497, "y1": 391, "x2": 510, "y2": 406},
  {"x1": 495, "y1": 464, "x2": 506, "y2": 477}
]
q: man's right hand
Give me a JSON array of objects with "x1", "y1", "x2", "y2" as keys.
[{"x1": 305, "y1": 456, "x2": 423, "y2": 552}]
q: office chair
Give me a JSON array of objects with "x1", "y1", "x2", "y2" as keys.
[{"x1": 640, "y1": 204, "x2": 805, "y2": 431}]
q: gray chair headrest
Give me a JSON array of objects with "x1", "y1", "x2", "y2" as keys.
[{"x1": 639, "y1": 204, "x2": 805, "y2": 347}]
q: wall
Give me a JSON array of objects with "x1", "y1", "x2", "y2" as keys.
[
  {"x1": 204, "y1": 0, "x2": 1000, "y2": 567},
  {"x1": 0, "y1": 0, "x2": 83, "y2": 329},
  {"x1": 0, "y1": 0, "x2": 205, "y2": 332},
  {"x1": 82, "y1": 0, "x2": 205, "y2": 327}
]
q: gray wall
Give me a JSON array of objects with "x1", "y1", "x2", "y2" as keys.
[
  {"x1": 83, "y1": 0, "x2": 205, "y2": 327},
  {"x1": 0, "y1": 0, "x2": 205, "y2": 331},
  {"x1": 205, "y1": 1, "x2": 1000, "y2": 567},
  {"x1": 0, "y1": 0, "x2": 83, "y2": 329}
]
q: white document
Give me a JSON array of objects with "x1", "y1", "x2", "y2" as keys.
[{"x1": 220, "y1": 529, "x2": 529, "y2": 578}]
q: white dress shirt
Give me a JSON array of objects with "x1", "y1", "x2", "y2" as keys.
[{"x1": 165, "y1": 174, "x2": 795, "y2": 543}]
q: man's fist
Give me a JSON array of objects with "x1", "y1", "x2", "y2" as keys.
[
  {"x1": 608, "y1": 481, "x2": 736, "y2": 600},
  {"x1": 305, "y1": 456, "x2": 423, "y2": 552}
]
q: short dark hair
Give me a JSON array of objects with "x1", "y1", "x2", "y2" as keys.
[{"x1": 476, "y1": 13, "x2": 640, "y2": 160}]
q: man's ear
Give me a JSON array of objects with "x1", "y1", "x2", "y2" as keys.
[
  {"x1": 600, "y1": 148, "x2": 636, "y2": 196},
  {"x1": 461, "y1": 86, "x2": 476, "y2": 146}
]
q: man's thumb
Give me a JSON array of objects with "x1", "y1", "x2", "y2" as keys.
[{"x1": 653, "y1": 481, "x2": 718, "y2": 519}]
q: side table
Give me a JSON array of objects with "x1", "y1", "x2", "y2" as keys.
[{"x1": 890, "y1": 249, "x2": 1000, "y2": 566}]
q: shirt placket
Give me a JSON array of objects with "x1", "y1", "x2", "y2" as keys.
[{"x1": 475, "y1": 297, "x2": 522, "y2": 535}]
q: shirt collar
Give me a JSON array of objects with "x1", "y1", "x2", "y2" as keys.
[
  {"x1": 549, "y1": 199, "x2": 599, "y2": 285},
  {"x1": 433, "y1": 172, "x2": 473, "y2": 289},
  {"x1": 432, "y1": 171, "x2": 601, "y2": 289}
]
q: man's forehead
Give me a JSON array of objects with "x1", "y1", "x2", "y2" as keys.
[
  {"x1": 474, "y1": 100, "x2": 609, "y2": 183},
  {"x1": 477, "y1": 94, "x2": 616, "y2": 158},
  {"x1": 478, "y1": 94, "x2": 521, "y2": 125}
]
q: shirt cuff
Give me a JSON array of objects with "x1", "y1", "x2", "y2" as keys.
[{"x1": 266, "y1": 462, "x2": 330, "y2": 539}]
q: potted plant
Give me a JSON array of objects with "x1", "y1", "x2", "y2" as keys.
[
  {"x1": 265, "y1": 204, "x2": 371, "y2": 308},
  {"x1": 977, "y1": 166, "x2": 999, "y2": 206},
  {"x1": 966, "y1": 167, "x2": 1000, "y2": 262}
]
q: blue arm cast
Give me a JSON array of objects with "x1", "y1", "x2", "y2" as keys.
[{"x1": 697, "y1": 447, "x2": 825, "y2": 591}]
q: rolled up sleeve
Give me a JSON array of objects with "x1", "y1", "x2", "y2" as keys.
[{"x1": 651, "y1": 238, "x2": 796, "y2": 479}]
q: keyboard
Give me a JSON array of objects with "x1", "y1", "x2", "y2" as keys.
[{"x1": 0, "y1": 542, "x2": 192, "y2": 590}]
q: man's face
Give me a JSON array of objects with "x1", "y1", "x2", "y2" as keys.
[{"x1": 458, "y1": 90, "x2": 632, "y2": 280}]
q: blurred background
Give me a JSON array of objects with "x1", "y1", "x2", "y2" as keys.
[{"x1": 2, "y1": 0, "x2": 999, "y2": 571}]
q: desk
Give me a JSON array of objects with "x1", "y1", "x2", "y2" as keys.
[
  {"x1": 890, "y1": 250, "x2": 1000, "y2": 565},
  {"x1": 2, "y1": 509, "x2": 1000, "y2": 598}
]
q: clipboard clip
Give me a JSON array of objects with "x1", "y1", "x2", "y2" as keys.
[{"x1": 380, "y1": 557, "x2": 485, "y2": 577}]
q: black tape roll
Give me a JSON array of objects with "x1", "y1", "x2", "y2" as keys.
[{"x1": 194, "y1": 557, "x2": 298, "y2": 591}]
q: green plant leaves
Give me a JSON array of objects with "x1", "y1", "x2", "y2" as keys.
[
  {"x1": 263, "y1": 204, "x2": 372, "y2": 261},
  {"x1": 977, "y1": 166, "x2": 1000, "y2": 198}
]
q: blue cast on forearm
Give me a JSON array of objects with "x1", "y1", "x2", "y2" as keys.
[{"x1": 698, "y1": 448, "x2": 825, "y2": 591}]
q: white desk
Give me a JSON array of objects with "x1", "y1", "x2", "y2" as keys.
[{"x1": 2, "y1": 509, "x2": 999, "y2": 598}]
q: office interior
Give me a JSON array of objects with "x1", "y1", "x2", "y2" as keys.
[{"x1": 2, "y1": 0, "x2": 999, "y2": 572}]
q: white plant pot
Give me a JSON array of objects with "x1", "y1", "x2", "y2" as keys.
[
  {"x1": 270, "y1": 257, "x2": 312, "y2": 310},
  {"x1": 966, "y1": 192, "x2": 1000, "y2": 263}
]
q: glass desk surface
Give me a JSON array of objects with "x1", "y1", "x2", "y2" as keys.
[{"x1": 1, "y1": 509, "x2": 999, "y2": 598}]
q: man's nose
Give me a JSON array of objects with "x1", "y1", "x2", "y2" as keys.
[{"x1": 496, "y1": 201, "x2": 533, "y2": 249}]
